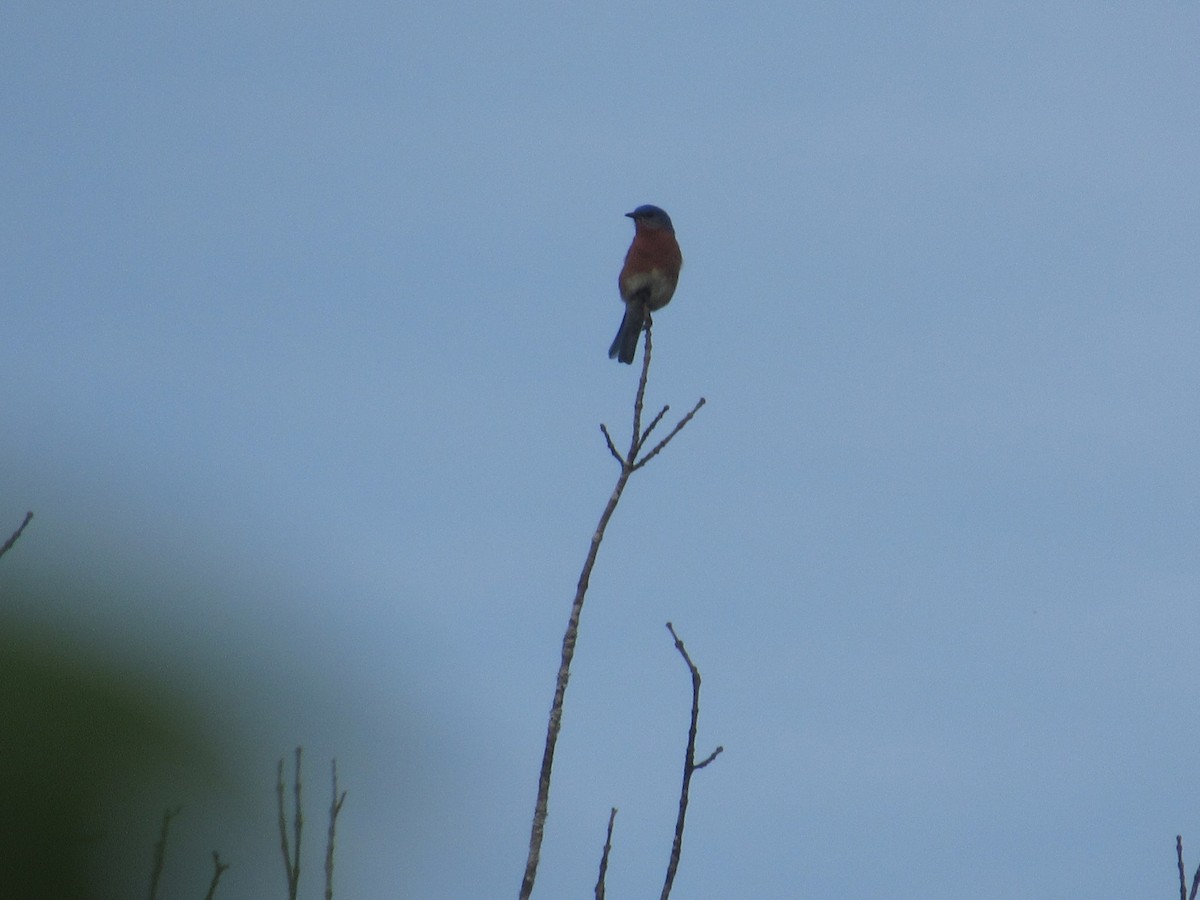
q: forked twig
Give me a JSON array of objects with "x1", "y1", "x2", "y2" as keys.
[
  {"x1": 203, "y1": 851, "x2": 230, "y2": 900},
  {"x1": 278, "y1": 748, "x2": 303, "y2": 900},
  {"x1": 634, "y1": 398, "x2": 706, "y2": 471},
  {"x1": 520, "y1": 323, "x2": 705, "y2": 899},
  {"x1": 605, "y1": 325, "x2": 705, "y2": 472},
  {"x1": 325, "y1": 759, "x2": 347, "y2": 900},
  {"x1": 661, "y1": 622, "x2": 723, "y2": 900}
]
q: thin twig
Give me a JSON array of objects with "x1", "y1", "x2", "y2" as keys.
[
  {"x1": 203, "y1": 851, "x2": 230, "y2": 900},
  {"x1": 277, "y1": 761, "x2": 290, "y2": 892},
  {"x1": 661, "y1": 623, "x2": 723, "y2": 900},
  {"x1": 0, "y1": 510, "x2": 33, "y2": 560},
  {"x1": 325, "y1": 759, "x2": 347, "y2": 900},
  {"x1": 636, "y1": 405, "x2": 671, "y2": 453},
  {"x1": 694, "y1": 746, "x2": 723, "y2": 769},
  {"x1": 594, "y1": 807, "x2": 618, "y2": 900},
  {"x1": 293, "y1": 747, "x2": 303, "y2": 895},
  {"x1": 628, "y1": 325, "x2": 653, "y2": 455},
  {"x1": 147, "y1": 806, "x2": 182, "y2": 900},
  {"x1": 600, "y1": 424, "x2": 624, "y2": 464},
  {"x1": 278, "y1": 749, "x2": 303, "y2": 900},
  {"x1": 520, "y1": 321, "x2": 705, "y2": 899}
]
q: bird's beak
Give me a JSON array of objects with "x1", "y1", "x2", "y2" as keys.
[{"x1": 625, "y1": 211, "x2": 637, "y2": 219}]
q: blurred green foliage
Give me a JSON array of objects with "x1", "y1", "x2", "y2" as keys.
[{"x1": 0, "y1": 594, "x2": 221, "y2": 899}]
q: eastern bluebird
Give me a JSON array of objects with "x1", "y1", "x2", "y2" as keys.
[{"x1": 609, "y1": 205, "x2": 683, "y2": 364}]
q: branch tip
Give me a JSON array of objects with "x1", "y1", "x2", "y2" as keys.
[{"x1": 0, "y1": 510, "x2": 34, "y2": 560}]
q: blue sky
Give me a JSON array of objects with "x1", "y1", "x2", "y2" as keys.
[{"x1": 3, "y1": 3, "x2": 1199, "y2": 897}]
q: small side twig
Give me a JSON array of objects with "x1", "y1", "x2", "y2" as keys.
[
  {"x1": 600, "y1": 424, "x2": 622, "y2": 464},
  {"x1": 661, "y1": 622, "x2": 723, "y2": 900},
  {"x1": 203, "y1": 850, "x2": 230, "y2": 900},
  {"x1": 0, "y1": 510, "x2": 33, "y2": 560},
  {"x1": 278, "y1": 748, "x2": 303, "y2": 900},
  {"x1": 325, "y1": 759, "x2": 347, "y2": 900},
  {"x1": 636, "y1": 404, "x2": 671, "y2": 453},
  {"x1": 594, "y1": 807, "x2": 618, "y2": 900},
  {"x1": 147, "y1": 806, "x2": 182, "y2": 900}
]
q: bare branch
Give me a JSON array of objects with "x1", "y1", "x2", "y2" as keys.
[
  {"x1": 147, "y1": 806, "x2": 182, "y2": 900},
  {"x1": 594, "y1": 807, "x2": 618, "y2": 900},
  {"x1": 203, "y1": 851, "x2": 230, "y2": 900},
  {"x1": 325, "y1": 759, "x2": 347, "y2": 900},
  {"x1": 520, "y1": 459, "x2": 633, "y2": 899},
  {"x1": 661, "y1": 623, "x2": 721, "y2": 900},
  {"x1": 1181, "y1": 836, "x2": 1189, "y2": 900},
  {"x1": 0, "y1": 510, "x2": 33, "y2": 560},
  {"x1": 522, "y1": 319, "x2": 705, "y2": 899}
]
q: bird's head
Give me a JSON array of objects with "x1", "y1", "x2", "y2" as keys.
[{"x1": 626, "y1": 205, "x2": 674, "y2": 232}]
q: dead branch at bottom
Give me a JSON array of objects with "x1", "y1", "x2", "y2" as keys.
[{"x1": 661, "y1": 622, "x2": 723, "y2": 900}]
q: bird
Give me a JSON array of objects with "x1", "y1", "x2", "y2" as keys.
[{"x1": 609, "y1": 205, "x2": 683, "y2": 364}]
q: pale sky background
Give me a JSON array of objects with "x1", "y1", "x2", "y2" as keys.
[{"x1": 3, "y1": 3, "x2": 1199, "y2": 898}]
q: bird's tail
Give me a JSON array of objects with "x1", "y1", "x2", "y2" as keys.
[{"x1": 608, "y1": 304, "x2": 644, "y2": 364}]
